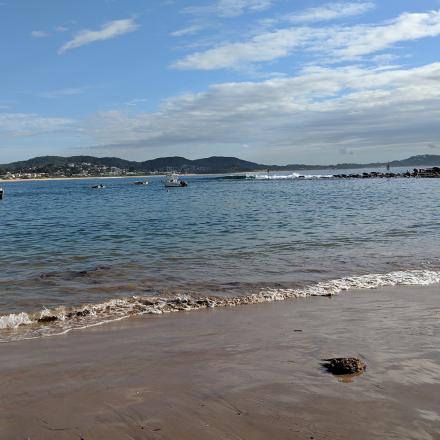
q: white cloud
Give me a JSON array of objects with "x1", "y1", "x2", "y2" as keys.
[
  {"x1": 171, "y1": 24, "x2": 204, "y2": 37},
  {"x1": 184, "y1": 0, "x2": 275, "y2": 18},
  {"x1": 4, "y1": 63, "x2": 438, "y2": 161},
  {"x1": 77, "y1": 62, "x2": 440, "y2": 162},
  {"x1": 59, "y1": 18, "x2": 139, "y2": 54},
  {"x1": 327, "y1": 10, "x2": 440, "y2": 59},
  {"x1": 31, "y1": 30, "x2": 50, "y2": 38},
  {"x1": 288, "y1": 2, "x2": 375, "y2": 23},
  {"x1": 55, "y1": 25, "x2": 69, "y2": 32},
  {"x1": 38, "y1": 87, "x2": 89, "y2": 99},
  {"x1": 0, "y1": 113, "x2": 74, "y2": 137},
  {"x1": 173, "y1": 27, "x2": 308, "y2": 70},
  {"x1": 173, "y1": 9, "x2": 440, "y2": 70},
  {"x1": 125, "y1": 98, "x2": 148, "y2": 106}
]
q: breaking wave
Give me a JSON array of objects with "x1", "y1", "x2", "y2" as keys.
[
  {"x1": 245, "y1": 172, "x2": 334, "y2": 180},
  {"x1": 1, "y1": 269, "x2": 439, "y2": 342},
  {"x1": 220, "y1": 173, "x2": 334, "y2": 180}
]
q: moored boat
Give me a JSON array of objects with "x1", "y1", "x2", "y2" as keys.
[{"x1": 164, "y1": 173, "x2": 188, "y2": 188}]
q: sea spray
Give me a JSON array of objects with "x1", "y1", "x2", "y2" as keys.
[
  {"x1": 0, "y1": 312, "x2": 32, "y2": 330},
  {"x1": 245, "y1": 172, "x2": 333, "y2": 180}
]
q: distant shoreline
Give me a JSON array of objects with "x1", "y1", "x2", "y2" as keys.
[
  {"x1": 0, "y1": 171, "x2": 249, "y2": 183},
  {"x1": 2, "y1": 166, "x2": 440, "y2": 182},
  {"x1": 0, "y1": 175, "x2": 154, "y2": 183},
  {"x1": 2, "y1": 154, "x2": 440, "y2": 178}
]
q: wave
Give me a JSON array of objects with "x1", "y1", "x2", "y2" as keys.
[
  {"x1": 220, "y1": 173, "x2": 334, "y2": 180},
  {"x1": 1, "y1": 269, "x2": 439, "y2": 342},
  {"x1": 0, "y1": 312, "x2": 32, "y2": 329},
  {"x1": 245, "y1": 172, "x2": 334, "y2": 180}
]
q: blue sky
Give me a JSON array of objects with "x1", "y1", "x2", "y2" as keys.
[{"x1": 1, "y1": 0, "x2": 440, "y2": 164}]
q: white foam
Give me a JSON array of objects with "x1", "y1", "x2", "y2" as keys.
[
  {"x1": 246, "y1": 172, "x2": 333, "y2": 180},
  {"x1": 0, "y1": 312, "x2": 32, "y2": 329},
  {"x1": 263, "y1": 270, "x2": 440, "y2": 299},
  {"x1": 0, "y1": 269, "x2": 439, "y2": 342}
]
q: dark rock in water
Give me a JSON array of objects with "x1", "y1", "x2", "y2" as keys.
[
  {"x1": 38, "y1": 315, "x2": 58, "y2": 323},
  {"x1": 66, "y1": 309, "x2": 91, "y2": 318},
  {"x1": 333, "y1": 166, "x2": 440, "y2": 180},
  {"x1": 321, "y1": 357, "x2": 366, "y2": 375}
]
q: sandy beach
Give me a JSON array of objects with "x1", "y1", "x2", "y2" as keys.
[{"x1": 1, "y1": 285, "x2": 439, "y2": 440}]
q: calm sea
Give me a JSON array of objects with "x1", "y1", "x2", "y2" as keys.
[{"x1": 1, "y1": 170, "x2": 440, "y2": 340}]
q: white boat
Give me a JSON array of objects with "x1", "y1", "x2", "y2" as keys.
[{"x1": 164, "y1": 173, "x2": 188, "y2": 188}]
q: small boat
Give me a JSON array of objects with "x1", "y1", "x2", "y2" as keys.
[
  {"x1": 0, "y1": 188, "x2": 3, "y2": 200},
  {"x1": 134, "y1": 180, "x2": 148, "y2": 185},
  {"x1": 92, "y1": 184, "x2": 105, "y2": 189},
  {"x1": 164, "y1": 173, "x2": 188, "y2": 188}
]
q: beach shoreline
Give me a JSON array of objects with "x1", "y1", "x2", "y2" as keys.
[
  {"x1": 1, "y1": 284, "x2": 439, "y2": 439},
  {"x1": 0, "y1": 175, "x2": 153, "y2": 183},
  {"x1": 0, "y1": 171, "x2": 256, "y2": 183},
  {"x1": 0, "y1": 171, "x2": 260, "y2": 183}
]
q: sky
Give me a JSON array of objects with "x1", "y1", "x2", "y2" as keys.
[{"x1": 1, "y1": 0, "x2": 440, "y2": 165}]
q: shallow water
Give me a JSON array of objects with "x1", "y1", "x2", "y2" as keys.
[{"x1": 1, "y1": 170, "x2": 440, "y2": 339}]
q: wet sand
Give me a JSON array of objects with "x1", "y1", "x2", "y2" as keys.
[{"x1": 1, "y1": 285, "x2": 439, "y2": 439}]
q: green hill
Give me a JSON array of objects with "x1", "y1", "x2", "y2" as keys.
[{"x1": 2, "y1": 154, "x2": 440, "y2": 175}]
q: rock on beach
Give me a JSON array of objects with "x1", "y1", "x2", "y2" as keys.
[{"x1": 321, "y1": 357, "x2": 367, "y2": 375}]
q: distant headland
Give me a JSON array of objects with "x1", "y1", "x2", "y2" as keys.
[{"x1": 1, "y1": 154, "x2": 440, "y2": 179}]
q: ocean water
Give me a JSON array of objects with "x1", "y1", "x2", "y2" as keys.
[{"x1": 1, "y1": 170, "x2": 440, "y2": 341}]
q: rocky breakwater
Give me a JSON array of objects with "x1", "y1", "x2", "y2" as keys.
[{"x1": 333, "y1": 167, "x2": 440, "y2": 179}]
